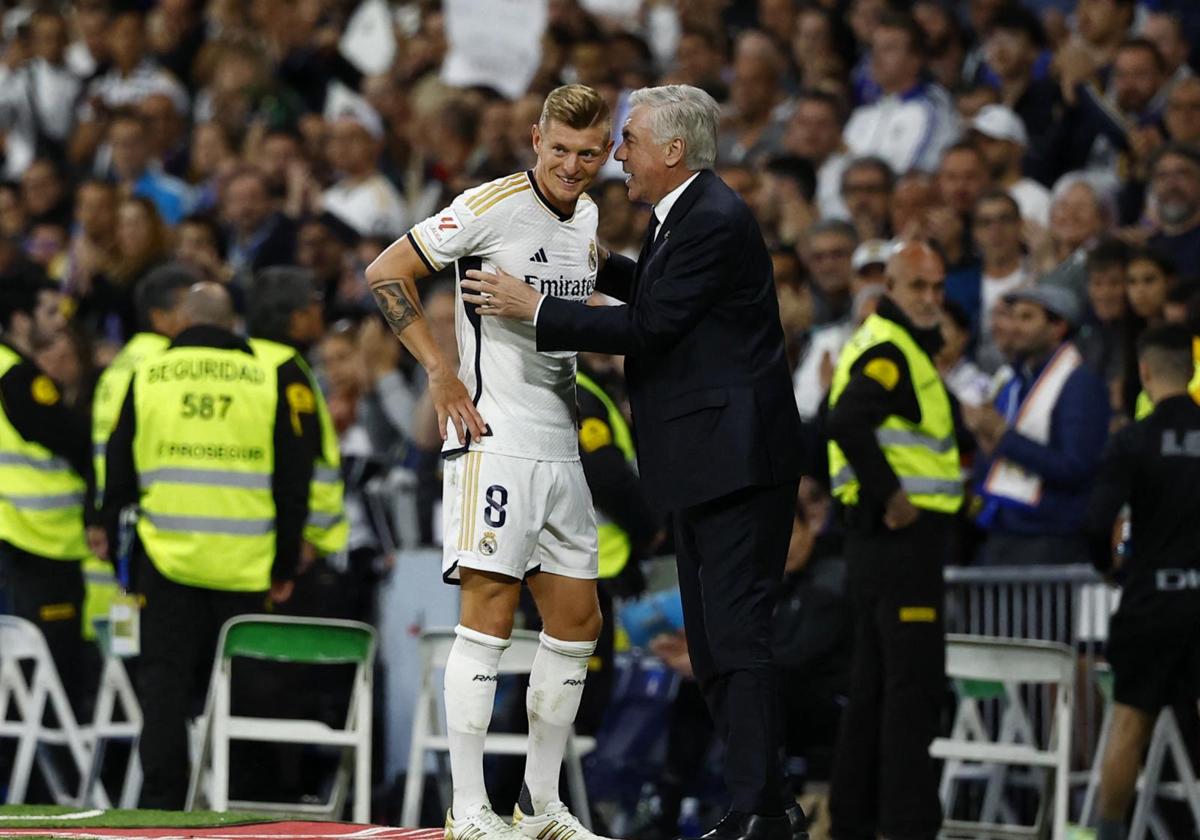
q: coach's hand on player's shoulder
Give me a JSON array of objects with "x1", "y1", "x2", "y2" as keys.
[
  {"x1": 429, "y1": 369, "x2": 488, "y2": 444},
  {"x1": 462, "y1": 268, "x2": 543, "y2": 322}
]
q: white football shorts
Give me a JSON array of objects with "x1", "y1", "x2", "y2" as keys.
[{"x1": 441, "y1": 450, "x2": 598, "y2": 583}]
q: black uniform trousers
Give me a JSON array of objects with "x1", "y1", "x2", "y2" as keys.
[
  {"x1": 830, "y1": 511, "x2": 949, "y2": 840},
  {"x1": 136, "y1": 551, "x2": 265, "y2": 809},
  {"x1": 674, "y1": 479, "x2": 798, "y2": 815},
  {"x1": 0, "y1": 542, "x2": 86, "y2": 714}
]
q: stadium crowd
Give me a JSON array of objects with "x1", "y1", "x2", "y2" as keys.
[{"x1": 3, "y1": 0, "x2": 1200, "y2": 833}]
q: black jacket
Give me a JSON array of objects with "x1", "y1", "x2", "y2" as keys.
[
  {"x1": 536, "y1": 170, "x2": 803, "y2": 510},
  {"x1": 102, "y1": 326, "x2": 318, "y2": 583}
]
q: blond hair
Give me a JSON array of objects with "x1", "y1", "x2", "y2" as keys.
[{"x1": 539, "y1": 84, "x2": 611, "y2": 132}]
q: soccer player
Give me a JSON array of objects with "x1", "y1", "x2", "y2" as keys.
[{"x1": 365, "y1": 85, "x2": 613, "y2": 840}]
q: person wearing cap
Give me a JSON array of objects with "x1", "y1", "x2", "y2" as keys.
[
  {"x1": 969, "y1": 104, "x2": 1051, "y2": 228},
  {"x1": 793, "y1": 240, "x2": 889, "y2": 421},
  {"x1": 322, "y1": 109, "x2": 409, "y2": 239},
  {"x1": 825, "y1": 241, "x2": 962, "y2": 840},
  {"x1": 963, "y1": 285, "x2": 1110, "y2": 566}
]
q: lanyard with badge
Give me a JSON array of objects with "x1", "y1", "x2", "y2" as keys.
[{"x1": 108, "y1": 506, "x2": 141, "y2": 657}]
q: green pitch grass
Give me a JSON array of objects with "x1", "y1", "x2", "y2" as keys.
[{"x1": 0, "y1": 804, "x2": 272, "y2": 829}]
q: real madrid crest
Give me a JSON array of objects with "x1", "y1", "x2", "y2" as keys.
[
  {"x1": 588, "y1": 240, "x2": 597, "y2": 272},
  {"x1": 479, "y1": 531, "x2": 498, "y2": 556}
]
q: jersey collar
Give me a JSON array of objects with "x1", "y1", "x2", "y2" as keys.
[{"x1": 527, "y1": 170, "x2": 574, "y2": 222}]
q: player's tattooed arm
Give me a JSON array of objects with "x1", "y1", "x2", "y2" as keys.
[{"x1": 372, "y1": 281, "x2": 422, "y2": 337}]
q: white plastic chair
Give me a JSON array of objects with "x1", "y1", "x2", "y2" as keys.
[
  {"x1": 401, "y1": 627, "x2": 597, "y2": 828},
  {"x1": 0, "y1": 615, "x2": 105, "y2": 807},
  {"x1": 1078, "y1": 664, "x2": 1200, "y2": 840},
  {"x1": 931, "y1": 634, "x2": 1074, "y2": 840},
  {"x1": 82, "y1": 617, "x2": 143, "y2": 809},
  {"x1": 185, "y1": 614, "x2": 377, "y2": 823}
]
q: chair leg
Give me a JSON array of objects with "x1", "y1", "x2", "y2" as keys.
[
  {"x1": 1079, "y1": 699, "x2": 1113, "y2": 827},
  {"x1": 211, "y1": 669, "x2": 231, "y2": 812},
  {"x1": 1129, "y1": 713, "x2": 1170, "y2": 840},
  {"x1": 9, "y1": 680, "x2": 47, "y2": 804},
  {"x1": 401, "y1": 691, "x2": 431, "y2": 826},
  {"x1": 121, "y1": 741, "x2": 143, "y2": 809},
  {"x1": 564, "y1": 734, "x2": 591, "y2": 831},
  {"x1": 354, "y1": 676, "x2": 372, "y2": 824}
]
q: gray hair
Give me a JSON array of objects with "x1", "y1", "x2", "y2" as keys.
[
  {"x1": 1051, "y1": 170, "x2": 1118, "y2": 230},
  {"x1": 628, "y1": 85, "x2": 720, "y2": 171}
]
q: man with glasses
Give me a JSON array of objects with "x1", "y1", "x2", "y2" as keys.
[
  {"x1": 840, "y1": 156, "x2": 894, "y2": 242},
  {"x1": 961, "y1": 191, "x2": 1032, "y2": 373},
  {"x1": 1148, "y1": 144, "x2": 1200, "y2": 271},
  {"x1": 803, "y1": 219, "x2": 858, "y2": 326}
]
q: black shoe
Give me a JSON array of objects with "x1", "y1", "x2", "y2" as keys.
[
  {"x1": 784, "y1": 805, "x2": 809, "y2": 840},
  {"x1": 688, "y1": 811, "x2": 791, "y2": 840}
]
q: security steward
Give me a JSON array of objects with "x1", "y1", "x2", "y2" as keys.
[
  {"x1": 100, "y1": 282, "x2": 319, "y2": 809},
  {"x1": 1085, "y1": 325, "x2": 1200, "y2": 840},
  {"x1": 824, "y1": 241, "x2": 963, "y2": 840},
  {"x1": 575, "y1": 352, "x2": 662, "y2": 732},
  {"x1": 87, "y1": 263, "x2": 195, "y2": 636},
  {"x1": 0, "y1": 275, "x2": 94, "y2": 713},
  {"x1": 246, "y1": 267, "x2": 348, "y2": 574}
]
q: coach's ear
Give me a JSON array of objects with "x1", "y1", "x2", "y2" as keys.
[{"x1": 664, "y1": 136, "x2": 685, "y2": 169}]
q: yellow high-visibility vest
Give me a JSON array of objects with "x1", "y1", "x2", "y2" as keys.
[
  {"x1": 0, "y1": 344, "x2": 88, "y2": 559},
  {"x1": 577, "y1": 371, "x2": 635, "y2": 579},
  {"x1": 92, "y1": 332, "x2": 170, "y2": 501},
  {"x1": 249, "y1": 339, "x2": 347, "y2": 556},
  {"x1": 133, "y1": 344, "x2": 278, "y2": 591},
  {"x1": 827, "y1": 313, "x2": 963, "y2": 513}
]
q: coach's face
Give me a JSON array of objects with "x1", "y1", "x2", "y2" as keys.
[{"x1": 615, "y1": 105, "x2": 681, "y2": 205}]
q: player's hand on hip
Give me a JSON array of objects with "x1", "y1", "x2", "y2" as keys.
[
  {"x1": 429, "y1": 371, "x2": 487, "y2": 444},
  {"x1": 462, "y1": 268, "x2": 543, "y2": 321}
]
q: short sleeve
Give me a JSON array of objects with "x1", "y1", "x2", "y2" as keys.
[{"x1": 406, "y1": 190, "x2": 502, "y2": 273}]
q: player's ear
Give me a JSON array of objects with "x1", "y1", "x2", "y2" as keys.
[{"x1": 531, "y1": 122, "x2": 542, "y2": 154}]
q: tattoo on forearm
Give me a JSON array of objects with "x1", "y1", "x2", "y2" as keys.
[{"x1": 372, "y1": 281, "x2": 422, "y2": 336}]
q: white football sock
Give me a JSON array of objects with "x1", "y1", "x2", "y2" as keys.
[
  {"x1": 522, "y1": 632, "x2": 596, "y2": 815},
  {"x1": 444, "y1": 623, "x2": 510, "y2": 819}
]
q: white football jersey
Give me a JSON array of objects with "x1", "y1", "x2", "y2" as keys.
[{"x1": 407, "y1": 171, "x2": 600, "y2": 461}]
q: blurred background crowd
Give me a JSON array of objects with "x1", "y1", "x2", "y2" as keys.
[{"x1": 2, "y1": 0, "x2": 1200, "y2": 832}]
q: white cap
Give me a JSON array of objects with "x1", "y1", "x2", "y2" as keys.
[
  {"x1": 852, "y1": 239, "x2": 892, "y2": 272},
  {"x1": 324, "y1": 82, "x2": 385, "y2": 140},
  {"x1": 970, "y1": 104, "x2": 1028, "y2": 146}
]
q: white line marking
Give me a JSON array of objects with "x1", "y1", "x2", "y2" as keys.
[{"x1": 0, "y1": 810, "x2": 104, "y2": 821}]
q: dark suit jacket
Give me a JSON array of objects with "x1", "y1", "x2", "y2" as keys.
[{"x1": 537, "y1": 170, "x2": 803, "y2": 510}]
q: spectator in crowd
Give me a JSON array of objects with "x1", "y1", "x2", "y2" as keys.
[
  {"x1": 802, "y1": 219, "x2": 858, "y2": 326},
  {"x1": 962, "y1": 190, "x2": 1033, "y2": 374},
  {"x1": 1141, "y1": 11, "x2": 1194, "y2": 94},
  {"x1": 1125, "y1": 246, "x2": 1176, "y2": 326},
  {"x1": 63, "y1": 180, "x2": 116, "y2": 301},
  {"x1": 220, "y1": 167, "x2": 297, "y2": 285},
  {"x1": 1037, "y1": 172, "x2": 1116, "y2": 305},
  {"x1": 104, "y1": 110, "x2": 194, "y2": 225},
  {"x1": 670, "y1": 26, "x2": 730, "y2": 102},
  {"x1": 1163, "y1": 76, "x2": 1200, "y2": 145},
  {"x1": 965, "y1": 286, "x2": 1110, "y2": 566},
  {"x1": 174, "y1": 214, "x2": 230, "y2": 286},
  {"x1": 756, "y1": 156, "x2": 816, "y2": 248},
  {"x1": 938, "y1": 299, "x2": 991, "y2": 408},
  {"x1": 322, "y1": 107, "x2": 409, "y2": 239},
  {"x1": 1078, "y1": 238, "x2": 1132, "y2": 407},
  {"x1": 718, "y1": 31, "x2": 789, "y2": 167},
  {"x1": 842, "y1": 12, "x2": 960, "y2": 174},
  {"x1": 782, "y1": 90, "x2": 849, "y2": 222},
  {"x1": 1147, "y1": 144, "x2": 1200, "y2": 271},
  {"x1": 969, "y1": 104, "x2": 1052, "y2": 227},
  {"x1": 889, "y1": 170, "x2": 938, "y2": 238},
  {"x1": 186, "y1": 122, "x2": 237, "y2": 213},
  {"x1": 932, "y1": 141, "x2": 990, "y2": 275},
  {"x1": 793, "y1": 240, "x2": 889, "y2": 421},
  {"x1": 840, "y1": 156, "x2": 893, "y2": 242},
  {"x1": 981, "y1": 4, "x2": 1061, "y2": 185}
]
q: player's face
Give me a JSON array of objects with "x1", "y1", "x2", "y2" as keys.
[{"x1": 532, "y1": 119, "x2": 612, "y2": 209}]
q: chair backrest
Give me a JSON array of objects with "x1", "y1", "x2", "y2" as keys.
[
  {"x1": 421, "y1": 627, "x2": 541, "y2": 675},
  {"x1": 0, "y1": 615, "x2": 50, "y2": 660},
  {"x1": 945, "y1": 634, "x2": 1075, "y2": 691},
  {"x1": 216, "y1": 614, "x2": 377, "y2": 667}
]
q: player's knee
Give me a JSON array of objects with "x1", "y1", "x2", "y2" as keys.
[{"x1": 543, "y1": 599, "x2": 602, "y2": 641}]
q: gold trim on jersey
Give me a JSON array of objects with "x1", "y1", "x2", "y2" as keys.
[
  {"x1": 472, "y1": 183, "x2": 532, "y2": 216},
  {"x1": 465, "y1": 173, "x2": 527, "y2": 213},
  {"x1": 409, "y1": 227, "x2": 444, "y2": 271},
  {"x1": 460, "y1": 451, "x2": 482, "y2": 551}
]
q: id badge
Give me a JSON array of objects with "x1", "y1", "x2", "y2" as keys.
[{"x1": 109, "y1": 592, "x2": 140, "y2": 657}]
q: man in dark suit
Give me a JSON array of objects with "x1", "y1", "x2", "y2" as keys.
[{"x1": 462, "y1": 85, "x2": 806, "y2": 840}]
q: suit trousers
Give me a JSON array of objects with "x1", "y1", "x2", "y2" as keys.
[
  {"x1": 136, "y1": 551, "x2": 265, "y2": 809},
  {"x1": 674, "y1": 479, "x2": 798, "y2": 814},
  {"x1": 829, "y1": 512, "x2": 949, "y2": 840}
]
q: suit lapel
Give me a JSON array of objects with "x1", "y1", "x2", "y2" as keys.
[{"x1": 633, "y1": 171, "x2": 713, "y2": 307}]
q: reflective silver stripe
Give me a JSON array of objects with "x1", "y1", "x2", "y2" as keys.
[
  {"x1": 4, "y1": 492, "x2": 84, "y2": 510},
  {"x1": 313, "y1": 466, "x2": 341, "y2": 484},
  {"x1": 85, "y1": 571, "x2": 117, "y2": 586},
  {"x1": 831, "y1": 465, "x2": 856, "y2": 490},
  {"x1": 143, "y1": 512, "x2": 273, "y2": 535},
  {"x1": 875, "y1": 428, "x2": 956, "y2": 453},
  {"x1": 142, "y1": 467, "x2": 271, "y2": 489},
  {"x1": 0, "y1": 452, "x2": 70, "y2": 471},
  {"x1": 93, "y1": 441, "x2": 106, "y2": 458},
  {"x1": 307, "y1": 511, "x2": 344, "y2": 529},
  {"x1": 899, "y1": 476, "x2": 962, "y2": 496}
]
